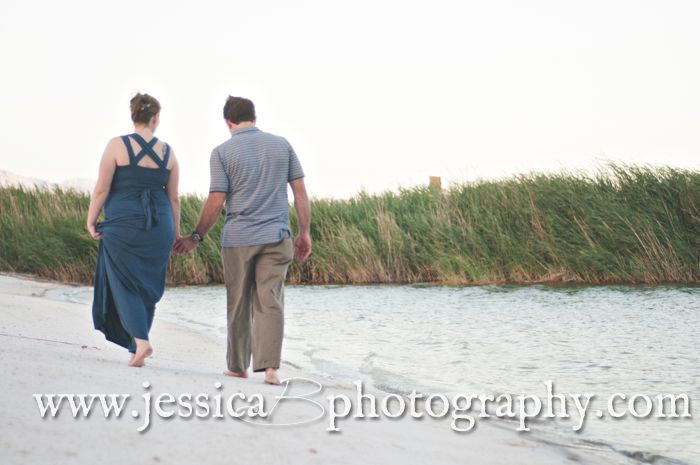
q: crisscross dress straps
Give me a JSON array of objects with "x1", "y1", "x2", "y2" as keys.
[{"x1": 121, "y1": 133, "x2": 167, "y2": 168}]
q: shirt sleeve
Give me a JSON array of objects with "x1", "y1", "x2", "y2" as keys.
[
  {"x1": 287, "y1": 140, "x2": 305, "y2": 182},
  {"x1": 209, "y1": 148, "x2": 230, "y2": 193}
]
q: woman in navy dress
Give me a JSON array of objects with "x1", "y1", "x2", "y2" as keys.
[{"x1": 87, "y1": 93, "x2": 180, "y2": 367}]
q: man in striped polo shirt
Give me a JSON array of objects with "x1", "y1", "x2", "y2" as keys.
[{"x1": 174, "y1": 96, "x2": 311, "y2": 385}]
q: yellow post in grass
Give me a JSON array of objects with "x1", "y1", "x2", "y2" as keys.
[{"x1": 429, "y1": 176, "x2": 442, "y2": 192}]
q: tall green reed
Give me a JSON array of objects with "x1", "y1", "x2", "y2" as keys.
[{"x1": 1, "y1": 164, "x2": 697, "y2": 285}]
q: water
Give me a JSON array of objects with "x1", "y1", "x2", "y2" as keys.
[{"x1": 56, "y1": 283, "x2": 699, "y2": 464}]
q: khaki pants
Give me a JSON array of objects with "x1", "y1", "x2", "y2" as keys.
[{"x1": 222, "y1": 237, "x2": 294, "y2": 372}]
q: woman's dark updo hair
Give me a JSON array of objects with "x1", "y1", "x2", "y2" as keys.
[{"x1": 130, "y1": 93, "x2": 161, "y2": 124}]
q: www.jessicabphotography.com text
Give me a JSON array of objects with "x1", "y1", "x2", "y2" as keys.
[{"x1": 34, "y1": 379, "x2": 692, "y2": 433}]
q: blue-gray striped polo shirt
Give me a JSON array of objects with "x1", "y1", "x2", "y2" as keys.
[{"x1": 209, "y1": 126, "x2": 305, "y2": 247}]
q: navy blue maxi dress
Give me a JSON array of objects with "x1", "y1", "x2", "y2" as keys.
[{"x1": 92, "y1": 134, "x2": 174, "y2": 353}]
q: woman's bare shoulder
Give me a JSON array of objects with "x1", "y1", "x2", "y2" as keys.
[
  {"x1": 104, "y1": 136, "x2": 128, "y2": 164},
  {"x1": 105, "y1": 136, "x2": 126, "y2": 151},
  {"x1": 165, "y1": 144, "x2": 178, "y2": 170}
]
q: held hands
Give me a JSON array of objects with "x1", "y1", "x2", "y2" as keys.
[{"x1": 172, "y1": 236, "x2": 199, "y2": 255}]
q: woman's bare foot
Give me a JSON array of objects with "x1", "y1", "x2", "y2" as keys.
[
  {"x1": 223, "y1": 370, "x2": 248, "y2": 378},
  {"x1": 264, "y1": 368, "x2": 281, "y2": 385},
  {"x1": 128, "y1": 339, "x2": 153, "y2": 367}
]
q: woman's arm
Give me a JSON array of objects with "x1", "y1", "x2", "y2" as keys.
[
  {"x1": 165, "y1": 151, "x2": 181, "y2": 240},
  {"x1": 86, "y1": 138, "x2": 119, "y2": 239}
]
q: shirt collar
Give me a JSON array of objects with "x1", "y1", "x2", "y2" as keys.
[{"x1": 230, "y1": 126, "x2": 259, "y2": 137}]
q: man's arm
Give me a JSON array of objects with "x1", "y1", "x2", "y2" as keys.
[
  {"x1": 290, "y1": 177, "x2": 311, "y2": 262},
  {"x1": 173, "y1": 192, "x2": 226, "y2": 254},
  {"x1": 194, "y1": 192, "x2": 227, "y2": 236}
]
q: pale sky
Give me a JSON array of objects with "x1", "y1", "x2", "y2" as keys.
[{"x1": 0, "y1": 0, "x2": 698, "y2": 198}]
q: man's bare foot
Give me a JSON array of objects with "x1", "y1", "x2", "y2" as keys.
[
  {"x1": 223, "y1": 370, "x2": 248, "y2": 378},
  {"x1": 128, "y1": 339, "x2": 153, "y2": 367},
  {"x1": 264, "y1": 368, "x2": 280, "y2": 385}
]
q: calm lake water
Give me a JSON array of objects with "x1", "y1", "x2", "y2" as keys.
[{"x1": 58, "y1": 284, "x2": 699, "y2": 465}]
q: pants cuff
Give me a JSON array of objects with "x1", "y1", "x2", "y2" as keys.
[{"x1": 253, "y1": 362, "x2": 280, "y2": 373}]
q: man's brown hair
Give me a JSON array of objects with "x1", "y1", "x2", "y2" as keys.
[{"x1": 223, "y1": 96, "x2": 256, "y2": 124}]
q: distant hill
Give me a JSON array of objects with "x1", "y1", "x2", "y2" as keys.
[{"x1": 0, "y1": 169, "x2": 93, "y2": 193}]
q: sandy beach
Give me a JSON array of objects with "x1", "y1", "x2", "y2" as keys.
[{"x1": 0, "y1": 274, "x2": 625, "y2": 465}]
